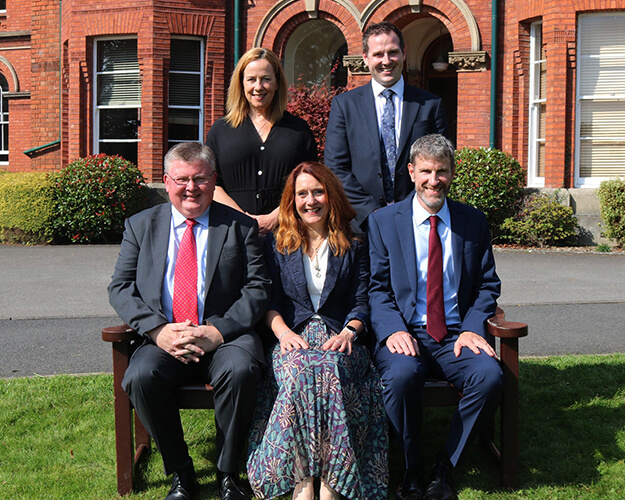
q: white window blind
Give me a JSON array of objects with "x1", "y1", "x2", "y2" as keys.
[{"x1": 576, "y1": 13, "x2": 625, "y2": 184}]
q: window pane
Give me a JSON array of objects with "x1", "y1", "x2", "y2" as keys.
[
  {"x1": 99, "y1": 109, "x2": 139, "y2": 140},
  {"x1": 98, "y1": 73, "x2": 141, "y2": 106},
  {"x1": 169, "y1": 73, "x2": 200, "y2": 106},
  {"x1": 171, "y1": 39, "x2": 201, "y2": 72},
  {"x1": 98, "y1": 40, "x2": 139, "y2": 72},
  {"x1": 168, "y1": 108, "x2": 200, "y2": 141},
  {"x1": 100, "y1": 142, "x2": 138, "y2": 165}
]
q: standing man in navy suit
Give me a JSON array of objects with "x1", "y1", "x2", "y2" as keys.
[
  {"x1": 368, "y1": 134, "x2": 503, "y2": 500},
  {"x1": 325, "y1": 21, "x2": 449, "y2": 231},
  {"x1": 108, "y1": 142, "x2": 270, "y2": 500}
]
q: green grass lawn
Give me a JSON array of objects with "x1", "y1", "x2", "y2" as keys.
[{"x1": 1, "y1": 353, "x2": 624, "y2": 499}]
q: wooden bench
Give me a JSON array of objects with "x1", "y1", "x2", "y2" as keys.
[{"x1": 102, "y1": 307, "x2": 527, "y2": 496}]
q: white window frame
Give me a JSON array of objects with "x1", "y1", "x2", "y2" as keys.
[
  {"x1": 0, "y1": 78, "x2": 8, "y2": 164},
  {"x1": 93, "y1": 36, "x2": 141, "y2": 162},
  {"x1": 575, "y1": 12, "x2": 625, "y2": 187},
  {"x1": 168, "y1": 36, "x2": 204, "y2": 149},
  {"x1": 528, "y1": 21, "x2": 545, "y2": 187},
  {"x1": 0, "y1": 0, "x2": 6, "y2": 14}
]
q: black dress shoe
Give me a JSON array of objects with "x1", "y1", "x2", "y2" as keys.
[
  {"x1": 396, "y1": 468, "x2": 424, "y2": 500},
  {"x1": 217, "y1": 471, "x2": 249, "y2": 500},
  {"x1": 424, "y1": 461, "x2": 456, "y2": 500},
  {"x1": 165, "y1": 462, "x2": 197, "y2": 500}
]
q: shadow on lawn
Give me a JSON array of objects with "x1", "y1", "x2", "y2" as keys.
[{"x1": 130, "y1": 357, "x2": 625, "y2": 497}]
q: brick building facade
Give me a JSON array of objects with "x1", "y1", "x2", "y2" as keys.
[{"x1": 1, "y1": 0, "x2": 624, "y2": 197}]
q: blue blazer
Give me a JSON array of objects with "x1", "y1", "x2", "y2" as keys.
[
  {"x1": 367, "y1": 195, "x2": 500, "y2": 347},
  {"x1": 264, "y1": 234, "x2": 369, "y2": 336},
  {"x1": 325, "y1": 82, "x2": 449, "y2": 228}
]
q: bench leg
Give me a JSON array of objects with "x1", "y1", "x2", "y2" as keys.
[
  {"x1": 500, "y1": 338, "x2": 520, "y2": 489},
  {"x1": 111, "y1": 342, "x2": 135, "y2": 496}
]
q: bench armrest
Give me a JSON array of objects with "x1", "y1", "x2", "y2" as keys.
[
  {"x1": 102, "y1": 325, "x2": 142, "y2": 343},
  {"x1": 487, "y1": 307, "x2": 528, "y2": 339}
]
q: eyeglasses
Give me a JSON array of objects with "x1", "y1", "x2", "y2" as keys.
[{"x1": 167, "y1": 173, "x2": 215, "y2": 186}]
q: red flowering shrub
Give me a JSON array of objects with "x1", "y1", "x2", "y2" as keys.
[
  {"x1": 51, "y1": 154, "x2": 148, "y2": 243},
  {"x1": 287, "y1": 78, "x2": 344, "y2": 157}
]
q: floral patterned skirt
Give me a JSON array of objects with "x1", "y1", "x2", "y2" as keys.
[{"x1": 247, "y1": 318, "x2": 388, "y2": 499}]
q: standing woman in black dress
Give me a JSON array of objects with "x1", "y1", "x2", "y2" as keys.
[{"x1": 206, "y1": 48, "x2": 317, "y2": 235}]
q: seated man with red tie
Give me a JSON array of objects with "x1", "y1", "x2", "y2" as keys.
[
  {"x1": 108, "y1": 142, "x2": 270, "y2": 500},
  {"x1": 368, "y1": 134, "x2": 503, "y2": 500}
]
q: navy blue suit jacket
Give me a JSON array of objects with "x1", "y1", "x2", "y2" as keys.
[
  {"x1": 325, "y1": 82, "x2": 449, "y2": 228},
  {"x1": 264, "y1": 234, "x2": 369, "y2": 336},
  {"x1": 367, "y1": 195, "x2": 500, "y2": 347}
]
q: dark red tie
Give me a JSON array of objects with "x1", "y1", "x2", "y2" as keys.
[
  {"x1": 427, "y1": 215, "x2": 447, "y2": 342},
  {"x1": 172, "y1": 219, "x2": 199, "y2": 324}
]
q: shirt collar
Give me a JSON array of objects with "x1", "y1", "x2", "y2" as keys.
[
  {"x1": 171, "y1": 205, "x2": 210, "y2": 229},
  {"x1": 371, "y1": 75, "x2": 404, "y2": 99},
  {"x1": 412, "y1": 195, "x2": 451, "y2": 229}
]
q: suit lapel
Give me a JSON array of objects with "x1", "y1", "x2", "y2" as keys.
[
  {"x1": 448, "y1": 200, "x2": 466, "y2": 288},
  {"x1": 359, "y1": 83, "x2": 383, "y2": 163},
  {"x1": 284, "y1": 248, "x2": 315, "y2": 310},
  {"x1": 205, "y1": 204, "x2": 228, "y2": 290},
  {"x1": 150, "y1": 203, "x2": 172, "y2": 289},
  {"x1": 318, "y1": 250, "x2": 340, "y2": 311},
  {"x1": 396, "y1": 196, "x2": 418, "y2": 297}
]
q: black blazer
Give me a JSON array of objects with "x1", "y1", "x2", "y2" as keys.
[
  {"x1": 264, "y1": 234, "x2": 369, "y2": 336},
  {"x1": 325, "y1": 81, "x2": 449, "y2": 228}
]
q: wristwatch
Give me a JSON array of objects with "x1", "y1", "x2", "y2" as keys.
[{"x1": 345, "y1": 325, "x2": 358, "y2": 337}]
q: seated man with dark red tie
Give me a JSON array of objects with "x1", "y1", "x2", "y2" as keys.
[
  {"x1": 108, "y1": 142, "x2": 270, "y2": 500},
  {"x1": 368, "y1": 134, "x2": 503, "y2": 500}
]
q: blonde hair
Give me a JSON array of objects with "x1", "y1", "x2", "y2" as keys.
[
  {"x1": 224, "y1": 48, "x2": 288, "y2": 128},
  {"x1": 275, "y1": 162, "x2": 357, "y2": 257}
]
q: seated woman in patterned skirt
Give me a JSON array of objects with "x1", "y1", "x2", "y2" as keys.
[{"x1": 247, "y1": 161, "x2": 388, "y2": 500}]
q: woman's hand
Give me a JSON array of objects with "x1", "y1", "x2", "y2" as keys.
[
  {"x1": 279, "y1": 331, "x2": 310, "y2": 354},
  {"x1": 321, "y1": 329, "x2": 355, "y2": 355},
  {"x1": 248, "y1": 210, "x2": 279, "y2": 236}
]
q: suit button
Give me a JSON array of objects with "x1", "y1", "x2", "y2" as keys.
[
  {"x1": 411, "y1": 301, "x2": 416, "y2": 307},
  {"x1": 379, "y1": 197, "x2": 385, "y2": 204},
  {"x1": 377, "y1": 172, "x2": 382, "y2": 177}
]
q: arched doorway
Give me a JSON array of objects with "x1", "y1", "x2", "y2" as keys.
[
  {"x1": 283, "y1": 19, "x2": 347, "y2": 89},
  {"x1": 403, "y1": 19, "x2": 457, "y2": 144}
]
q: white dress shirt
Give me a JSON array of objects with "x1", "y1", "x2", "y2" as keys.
[
  {"x1": 410, "y1": 197, "x2": 461, "y2": 328},
  {"x1": 161, "y1": 205, "x2": 210, "y2": 323},
  {"x1": 303, "y1": 239, "x2": 329, "y2": 315}
]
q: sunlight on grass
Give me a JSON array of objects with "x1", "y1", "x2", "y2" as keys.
[{"x1": 0, "y1": 354, "x2": 623, "y2": 499}]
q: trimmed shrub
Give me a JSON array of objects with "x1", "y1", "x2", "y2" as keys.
[
  {"x1": 500, "y1": 191, "x2": 579, "y2": 247},
  {"x1": 287, "y1": 78, "x2": 344, "y2": 157},
  {"x1": 0, "y1": 172, "x2": 55, "y2": 244},
  {"x1": 50, "y1": 154, "x2": 148, "y2": 244},
  {"x1": 597, "y1": 178, "x2": 625, "y2": 247},
  {"x1": 450, "y1": 147, "x2": 526, "y2": 237}
]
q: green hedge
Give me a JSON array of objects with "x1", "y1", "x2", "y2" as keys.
[
  {"x1": 50, "y1": 154, "x2": 148, "y2": 244},
  {"x1": 597, "y1": 178, "x2": 625, "y2": 247},
  {"x1": 450, "y1": 147, "x2": 526, "y2": 238},
  {"x1": 500, "y1": 191, "x2": 579, "y2": 247},
  {"x1": 0, "y1": 172, "x2": 54, "y2": 244}
]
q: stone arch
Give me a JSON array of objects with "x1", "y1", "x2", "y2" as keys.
[
  {"x1": 0, "y1": 56, "x2": 20, "y2": 92},
  {"x1": 254, "y1": 0, "x2": 361, "y2": 57},
  {"x1": 363, "y1": 0, "x2": 481, "y2": 52}
]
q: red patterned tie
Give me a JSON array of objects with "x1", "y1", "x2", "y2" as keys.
[
  {"x1": 172, "y1": 219, "x2": 199, "y2": 324},
  {"x1": 427, "y1": 215, "x2": 447, "y2": 342}
]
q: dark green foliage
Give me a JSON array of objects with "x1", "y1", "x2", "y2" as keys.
[
  {"x1": 597, "y1": 178, "x2": 625, "y2": 247},
  {"x1": 0, "y1": 172, "x2": 55, "y2": 244},
  {"x1": 50, "y1": 154, "x2": 148, "y2": 244},
  {"x1": 500, "y1": 191, "x2": 579, "y2": 247},
  {"x1": 449, "y1": 147, "x2": 526, "y2": 237}
]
